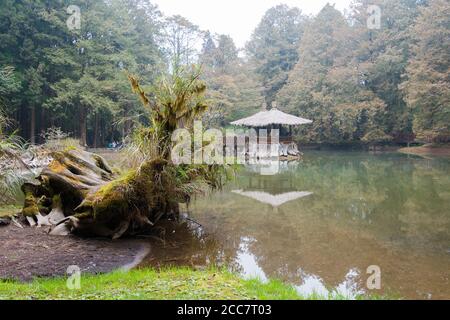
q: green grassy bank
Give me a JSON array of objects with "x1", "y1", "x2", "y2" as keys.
[
  {"x1": 0, "y1": 268, "x2": 371, "y2": 300},
  {"x1": 0, "y1": 205, "x2": 20, "y2": 218},
  {"x1": 0, "y1": 268, "x2": 300, "y2": 300}
]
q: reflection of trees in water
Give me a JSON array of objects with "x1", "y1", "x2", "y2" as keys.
[
  {"x1": 187, "y1": 153, "x2": 450, "y2": 296},
  {"x1": 286, "y1": 153, "x2": 450, "y2": 251},
  {"x1": 139, "y1": 220, "x2": 237, "y2": 269},
  {"x1": 245, "y1": 214, "x2": 304, "y2": 282},
  {"x1": 396, "y1": 161, "x2": 450, "y2": 251}
]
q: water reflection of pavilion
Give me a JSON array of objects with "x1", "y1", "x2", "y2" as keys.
[
  {"x1": 232, "y1": 190, "x2": 313, "y2": 208},
  {"x1": 233, "y1": 161, "x2": 313, "y2": 208}
]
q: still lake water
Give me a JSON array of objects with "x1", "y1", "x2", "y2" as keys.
[{"x1": 141, "y1": 151, "x2": 450, "y2": 299}]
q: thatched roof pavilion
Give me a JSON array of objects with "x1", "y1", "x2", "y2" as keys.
[
  {"x1": 231, "y1": 106, "x2": 312, "y2": 127},
  {"x1": 230, "y1": 103, "x2": 312, "y2": 158}
]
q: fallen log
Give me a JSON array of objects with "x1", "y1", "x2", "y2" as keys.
[{"x1": 20, "y1": 149, "x2": 183, "y2": 239}]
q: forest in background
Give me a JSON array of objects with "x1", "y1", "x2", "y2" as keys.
[{"x1": 0, "y1": 0, "x2": 448, "y2": 147}]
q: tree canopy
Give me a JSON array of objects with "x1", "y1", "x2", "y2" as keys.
[
  {"x1": 246, "y1": 4, "x2": 308, "y2": 104},
  {"x1": 0, "y1": 0, "x2": 448, "y2": 145},
  {"x1": 401, "y1": 0, "x2": 450, "y2": 142}
]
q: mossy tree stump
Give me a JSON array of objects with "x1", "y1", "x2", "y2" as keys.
[{"x1": 20, "y1": 149, "x2": 182, "y2": 239}]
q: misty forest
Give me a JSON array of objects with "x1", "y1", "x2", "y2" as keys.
[
  {"x1": 0, "y1": 0, "x2": 449, "y2": 301},
  {"x1": 1, "y1": 0, "x2": 448, "y2": 147}
]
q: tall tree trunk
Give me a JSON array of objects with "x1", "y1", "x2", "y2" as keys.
[
  {"x1": 30, "y1": 105, "x2": 36, "y2": 144},
  {"x1": 80, "y1": 106, "x2": 87, "y2": 147},
  {"x1": 39, "y1": 104, "x2": 45, "y2": 144},
  {"x1": 93, "y1": 112, "x2": 98, "y2": 148},
  {"x1": 124, "y1": 120, "x2": 131, "y2": 138},
  {"x1": 100, "y1": 116, "x2": 105, "y2": 147},
  {"x1": 124, "y1": 104, "x2": 131, "y2": 138}
]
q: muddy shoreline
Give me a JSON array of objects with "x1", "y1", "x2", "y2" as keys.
[
  {"x1": 0, "y1": 224, "x2": 149, "y2": 282},
  {"x1": 398, "y1": 144, "x2": 450, "y2": 158}
]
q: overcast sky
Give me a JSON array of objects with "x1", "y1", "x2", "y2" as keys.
[{"x1": 152, "y1": 0, "x2": 353, "y2": 48}]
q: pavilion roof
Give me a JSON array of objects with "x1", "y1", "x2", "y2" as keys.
[{"x1": 230, "y1": 108, "x2": 312, "y2": 127}]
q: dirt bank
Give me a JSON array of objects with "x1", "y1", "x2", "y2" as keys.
[
  {"x1": 398, "y1": 144, "x2": 450, "y2": 158},
  {"x1": 0, "y1": 224, "x2": 149, "y2": 281}
]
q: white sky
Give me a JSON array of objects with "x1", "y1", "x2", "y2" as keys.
[{"x1": 152, "y1": 0, "x2": 353, "y2": 48}]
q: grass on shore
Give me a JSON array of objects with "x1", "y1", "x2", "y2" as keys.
[
  {"x1": 0, "y1": 204, "x2": 384, "y2": 300},
  {"x1": 0, "y1": 268, "x2": 370, "y2": 300},
  {"x1": 0, "y1": 205, "x2": 20, "y2": 218}
]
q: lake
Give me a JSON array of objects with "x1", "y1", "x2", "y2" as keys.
[{"x1": 141, "y1": 150, "x2": 450, "y2": 300}]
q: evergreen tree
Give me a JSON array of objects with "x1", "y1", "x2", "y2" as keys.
[
  {"x1": 278, "y1": 4, "x2": 387, "y2": 144},
  {"x1": 401, "y1": 0, "x2": 450, "y2": 143},
  {"x1": 246, "y1": 5, "x2": 308, "y2": 104},
  {"x1": 162, "y1": 15, "x2": 202, "y2": 69},
  {"x1": 0, "y1": 0, "x2": 164, "y2": 146},
  {"x1": 200, "y1": 34, "x2": 263, "y2": 126},
  {"x1": 351, "y1": 0, "x2": 426, "y2": 143}
]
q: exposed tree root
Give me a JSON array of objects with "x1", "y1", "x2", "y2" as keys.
[{"x1": 20, "y1": 149, "x2": 182, "y2": 239}]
